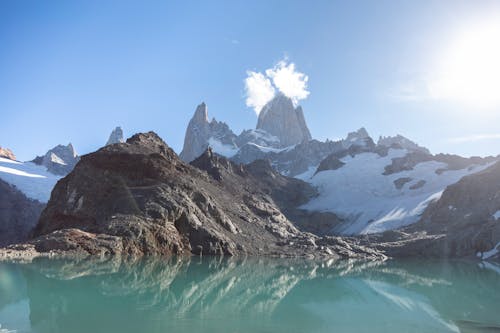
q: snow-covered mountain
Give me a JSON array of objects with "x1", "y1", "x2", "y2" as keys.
[
  {"x1": 0, "y1": 156, "x2": 60, "y2": 245},
  {"x1": 0, "y1": 127, "x2": 127, "y2": 245},
  {"x1": 179, "y1": 102, "x2": 238, "y2": 162},
  {"x1": 180, "y1": 94, "x2": 314, "y2": 164},
  {"x1": 31, "y1": 143, "x2": 79, "y2": 176},
  {"x1": 299, "y1": 147, "x2": 494, "y2": 235},
  {"x1": 0, "y1": 157, "x2": 61, "y2": 203},
  {"x1": 179, "y1": 99, "x2": 498, "y2": 236}
]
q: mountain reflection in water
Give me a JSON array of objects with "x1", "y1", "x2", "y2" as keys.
[{"x1": 0, "y1": 257, "x2": 499, "y2": 333}]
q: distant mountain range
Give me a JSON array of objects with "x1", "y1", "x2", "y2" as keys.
[
  {"x1": 0, "y1": 127, "x2": 124, "y2": 246},
  {"x1": 180, "y1": 94, "x2": 498, "y2": 237},
  {"x1": 0, "y1": 99, "x2": 499, "y2": 261}
]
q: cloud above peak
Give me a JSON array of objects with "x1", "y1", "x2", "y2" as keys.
[{"x1": 244, "y1": 59, "x2": 310, "y2": 114}]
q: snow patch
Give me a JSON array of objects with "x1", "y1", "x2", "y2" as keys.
[
  {"x1": 482, "y1": 242, "x2": 500, "y2": 260},
  {"x1": 0, "y1": 157, "x2": 61, "y2": 202},
  {"x1": 207, "y1": 138, "x2": 239, "y2": 158},
  {"x1": 493, "y1": 210, "x2": 500, "y2": 220},
  {"x1": 300, "y1": 149, "x2": 494, "y2": 235}
]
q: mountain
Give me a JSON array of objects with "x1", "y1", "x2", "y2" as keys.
[
  {"x1": 178, "y1": 100, "x2": 499, "y2": 239},
  {"x1": 0, "y1": 146, "x2": 16, "y2": 161},
  {"x1": 378, "y1": 134, "x2": 429, "y2": 154},
  {"x1": 0, "y1": 178, "x2": 45, "y2": 246},
  {"x1": 106, "y1": 126, "x2": 125, "y2": 145},
  {"x1": 19, "y1": 132, "x2": 382, "y2": 259},
  {"x1": 31, "y1": 143, "x2": 79, "y2": 176},
  {"x1": 303, "y1": 143, "x2": 495, "y2": 235},
  {"x1": 0, "y1": 155, "x2": 62, "y2": 246},
  {"x1": 256, "y1": 93, "x2": 312, "y2": 147},
  {"x1": 180, "y1": 103, "x2": 238, "y2": 162},
  {"x1": 0, "y1": 156, "x2": 61, "y2": 203},
  {"x1": 414, "y1": 160, "x2": 500, "y2": 260}
]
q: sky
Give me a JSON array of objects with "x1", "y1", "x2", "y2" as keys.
[{"x1": 1, "y1": 0, "x2": 500, "y2": 161}]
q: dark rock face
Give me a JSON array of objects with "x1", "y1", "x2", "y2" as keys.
[
  {"x1": 30, "y1": 132, "x2": 384, "y2": 259},
  {"x1": 416, "y1": 161, "x2": 500, "y2": 258},
  {"x1": 0, "y1": 179, "x2": 45, "y2": 246},
  {"x1": 361, "y1": 161, "x2": 500, "y2": 260},
  {"x1": 314, "y1": 154, "x2": 345, "y2": 175},
  {"x1": 0, "y1": 147, "x2": 16, "y2": 160},
  {"x1": 32, "y1": 143, "x2": 79, "y2": 176},
  {"x1": 393, "y1": 177, "x2": 412, "y2": 190},
  {"x1": 256, "y1": 94, "x2": 312, "y2": 148},
  {"x1": 383, "y1": 151, "x2": 495, "y2": 176}
]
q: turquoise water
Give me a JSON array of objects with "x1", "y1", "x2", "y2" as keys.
[{"x1": 0, "y1": 258, "x2": 499, "y2": 333}]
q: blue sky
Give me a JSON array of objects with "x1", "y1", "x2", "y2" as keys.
[{"x1": 1, "y1": 0, "x2": 500, "y2": 160}]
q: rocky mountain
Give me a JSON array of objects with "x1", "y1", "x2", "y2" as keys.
[
  {"x1": 256, "y1": 93, "x2": 312, "y2": 147},
  {"x1": 412, "y1": 160, "x2": 500, "y2": 260},
  {"x1": 177, "y1": 100, "x2": 499, "y2": 240},
  {"x1": 0, "y1": 146, "x2": 16, "y2": 160},
  {"x1": 13, "y1": 131, "x2": 382, "y2": 259},
  {"x1": 31, "y1": 143, "x2": 79, "y2": 176},
  {"x1": 0, "y1": 155, "x2": 62, "y2": 247},
  {"x1": 179, "y1": 103, "x2": 238, "y2": 162},
  {"x1": 0, "y1": 178, "x2": 45, "y2": 246},
  {"x1": 378, "y1": 134, "x2": 430, "y2": 154},
  {"x1": 301, "y1": 141, "x2": 496, "y2": 236},
  {"x1": 106, "y1": 126, "x2": 125, "y2": 146}
]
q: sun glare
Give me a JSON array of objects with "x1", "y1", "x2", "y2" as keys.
[{"x1": 429, "y1": 19, "x2": 500, "y2": 107}]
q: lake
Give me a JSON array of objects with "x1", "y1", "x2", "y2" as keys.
[{"x1": 0, "y1": 257, "x2": 499, "y2": 333}]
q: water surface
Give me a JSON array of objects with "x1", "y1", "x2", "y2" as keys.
[{"x1": 0, "y1": 257, "x2": 499, "y2": 333}]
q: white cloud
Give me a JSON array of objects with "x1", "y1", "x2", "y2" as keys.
[
  {"x1": 265, "y1": 60, "x2": 310, "y2": 104},
  {"x1": 448, "y1": 133, "x2": 500, "y2": 143},
  {"x1": 244, "y1": 59, "x2": 310, "y2": 114},
  {"x1": 244, "y1": 71, "x2": 275, "y2": 114}
]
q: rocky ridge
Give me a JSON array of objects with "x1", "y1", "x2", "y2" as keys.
[
  {"x1": 0, "y1": 178, "x2": 45, "y2": 246},
  {"x1": 32, "y1": 143, "x2": 79, "y2": 176},
  {"x1": 7, "y1": 131, "x2": 384, "y2": 259}
]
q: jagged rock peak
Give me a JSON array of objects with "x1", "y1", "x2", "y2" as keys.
[
  {"x1": 377, "y1": 134, "x2": 430, "y2": 154},
  {"x1": 193, "y1": 102, "x2": 209, "y2": 123},
  {"x1": 106, "y1": 126, "x2": 125, "y2": 146},
  {"x1": 342, "y1": 127, "x2": 374, "y2": 149},
  {"x1": 256, "y1": 93, "x2": 312, "y2": 148},
  {"x1": 0, "y1": 146, "x2": 16, "y2": 161},
  {"x1": 190, "y1": 148, "x2": 242, "y2": 181},
  {"x1": 125, "y1": 131, "x2": 177, "y2": 159},
  {"x1": 32, "y1": 143, "x2": 79, "y2": 176},
  {"x1": 180, "y1": 102, "x2": 237, "y2": 162}
]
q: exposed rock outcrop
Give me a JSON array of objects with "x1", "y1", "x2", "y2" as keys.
[
  {"x1": 342, "y1": 127, "x2": 374, "y2": 150},
  {"x1": 180, "y1": 103, "x2": 238, "y2": 162},
  {"x1": 314, "y1": 154, "x2": 345, "y2": 175},
  {"x1": 416, "y1": 161, "x2": 500, "y2": 259},
  {"x1": 378, "y1": 134, "x2": 430, "y2": 154},
  {"x1": 32, "y1": 143, "x2": 79, "y2": 176},
  {"x1": 256, "y1": 93, "x2": 312, "y2": 147},
  {"x1": 23, "y1": 132, "x2": 384, "y2": 259},
  {"x1": 0, "y1": 147, "x2": 16, "y2": 161},
  {"x1": 0, "y1": 179, "x2": 45, "y2": 246},
  {"x1": 106, "y1": 126, "x2": 125, "y2": 145}
]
